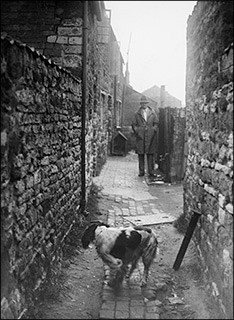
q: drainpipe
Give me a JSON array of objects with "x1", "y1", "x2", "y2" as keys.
[
  {"x1": 81, "y1": 1, "x2": 88, "y2": 215},
  {"x1": 121, "y1": 75, "x2": 126, "y2": 128},
  {"x1": 113, "y1": 75, "x2": 117, "y2": 127}
]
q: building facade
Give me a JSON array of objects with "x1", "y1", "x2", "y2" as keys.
[{"x1": 1, "y1": 1, "x2": 124, "y2": 318}]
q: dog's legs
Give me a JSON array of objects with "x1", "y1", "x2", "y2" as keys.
[
  {"x1": 115, "y1": 264, "x2": 127, "y2": 285},
  {"x1": 141, "y1": 264, "x2": 150, "y2": 287},
  {"x1": 141, "y1": 246, "x2": 157, "y2": 287},
  {"x1": 125, "y1": 257, "x2": 139, "y2": 284},
  {"x1": 108, "y1": 264, "x2": 127, "y2": 288},
  {"x1": 107, "y1": 267, "x2": 117, "y2": 287},
  {"x1": 97, "y1": 247, "x2": 123, "y2": 270}
]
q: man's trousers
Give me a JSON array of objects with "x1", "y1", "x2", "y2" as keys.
[{"x1": 138, "y1": 154, "x2": 154, "y2": 176}]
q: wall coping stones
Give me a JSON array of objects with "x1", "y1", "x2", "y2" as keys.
[
  {"x1": 1, "y1": 32, "x2": 80, "y2": 82},
  {"x1": 225, "y1": 203, "x2": 233, "y2": 214}
]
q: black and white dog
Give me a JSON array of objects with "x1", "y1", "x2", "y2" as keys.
[{"x1": 81, "y1": 221, "x2": 158, "y2": 287}]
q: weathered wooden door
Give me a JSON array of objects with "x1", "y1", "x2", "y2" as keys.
[{"x1": 157, "y1": 107, "x2": 185, "y2": 182}]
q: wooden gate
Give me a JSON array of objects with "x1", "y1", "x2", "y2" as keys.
[{"x1": 157, "y1": 107, "x2": 185, "y2": 183}]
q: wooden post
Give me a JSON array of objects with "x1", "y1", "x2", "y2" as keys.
[{"x1": 173, "y1": 209, "x2": 201, "y2": 271}]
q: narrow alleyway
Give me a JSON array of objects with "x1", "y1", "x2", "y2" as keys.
[
  {"x1": 37, "y1": 152, "x2": 217, "y2": 319},
  {"x1": 94, "y1": 152, "x2": 215, "y2": 319}
]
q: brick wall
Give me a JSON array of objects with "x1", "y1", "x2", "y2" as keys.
[
  {"x1": 185, "y1": 1, "x2": 233, "y2": 318},
  {"x1": 85, "y1": 21, "x2": 112, "y2": 179},
  {"x1": 0, "y1": 1, "x2": 83, "y2": 76},
  {"x1": 1, "y1": 36, "x2": 82, "y2": 318},
  {"x1": 1, "y1": 1, "x2": 113, "y2": 317},
  {"x1": 0, "y1": 0, "x2": 111, "y2": 179}
]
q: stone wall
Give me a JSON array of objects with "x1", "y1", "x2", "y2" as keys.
[
  {"x1": 1, "y1": 2, "x2": 114, "y2": 317},
  {"x1": 0, "y1": 0, "x2": 111, "y2": 180},
  {"x1": 0, "y1": 2, "x2": 122, "y2": 318},
  {"x1": 85, "y1": 24, "x2": 112, "y2": 179},
  {"x1": 1, "y1": 36, "x2": 83, "y2": 318},
  {"x1": 185, "y1": 1, "x2": 233, "y2": 318}
]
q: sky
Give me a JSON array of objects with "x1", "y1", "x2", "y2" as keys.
[{"x1": 104, "y1": 1, "x2": 197, "y2": 107}]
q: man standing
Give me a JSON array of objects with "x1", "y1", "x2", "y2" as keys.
[{"x1": 132, "y1": 95, "x2": 159, "y2": 177}]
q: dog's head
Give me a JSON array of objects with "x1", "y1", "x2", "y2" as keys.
[{"x1": 81, "y1": 221, "x2": 109, "y2": 249}]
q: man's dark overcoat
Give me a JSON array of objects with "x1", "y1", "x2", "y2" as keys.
[{"x1": 132, "y1": 107, "x2": 159, "y2": 154}]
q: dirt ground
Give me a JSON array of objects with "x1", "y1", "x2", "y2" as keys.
[
  {"x1": 30, "y1": 185, "x2": 108, "y2": 319},
  {"x1": 30, "y1": 184, "x2": 218, "y2": 319}
]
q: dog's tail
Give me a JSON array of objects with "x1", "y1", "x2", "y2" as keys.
[{"x1": 81, "y1": 221, "x2": 108, "y2": 249}]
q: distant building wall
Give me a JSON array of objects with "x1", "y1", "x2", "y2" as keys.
[
  {"x1": 185, "y1": 1, "x2": 233, "y2": 319},
  {"x1": 85, "y1": 6, "x2": 112, "y2": 178},
  {"x1": 142, "y1": 84, "x2": 182, "y2": 109},
  {"x1": 108, "y1": 26, "x2": 125, "y2": 130}
]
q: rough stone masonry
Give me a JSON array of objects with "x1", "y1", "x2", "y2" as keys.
[
  {"x1": 185, "y1": 2, "x2": 233, "y2": 319},
  {"x1": 1, "y1": 37, "x2": 83, "y2": 318}
]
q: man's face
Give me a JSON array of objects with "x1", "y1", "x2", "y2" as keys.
[{"x1": 141, "y1": 103, "x2": 148, "y2": 109}]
